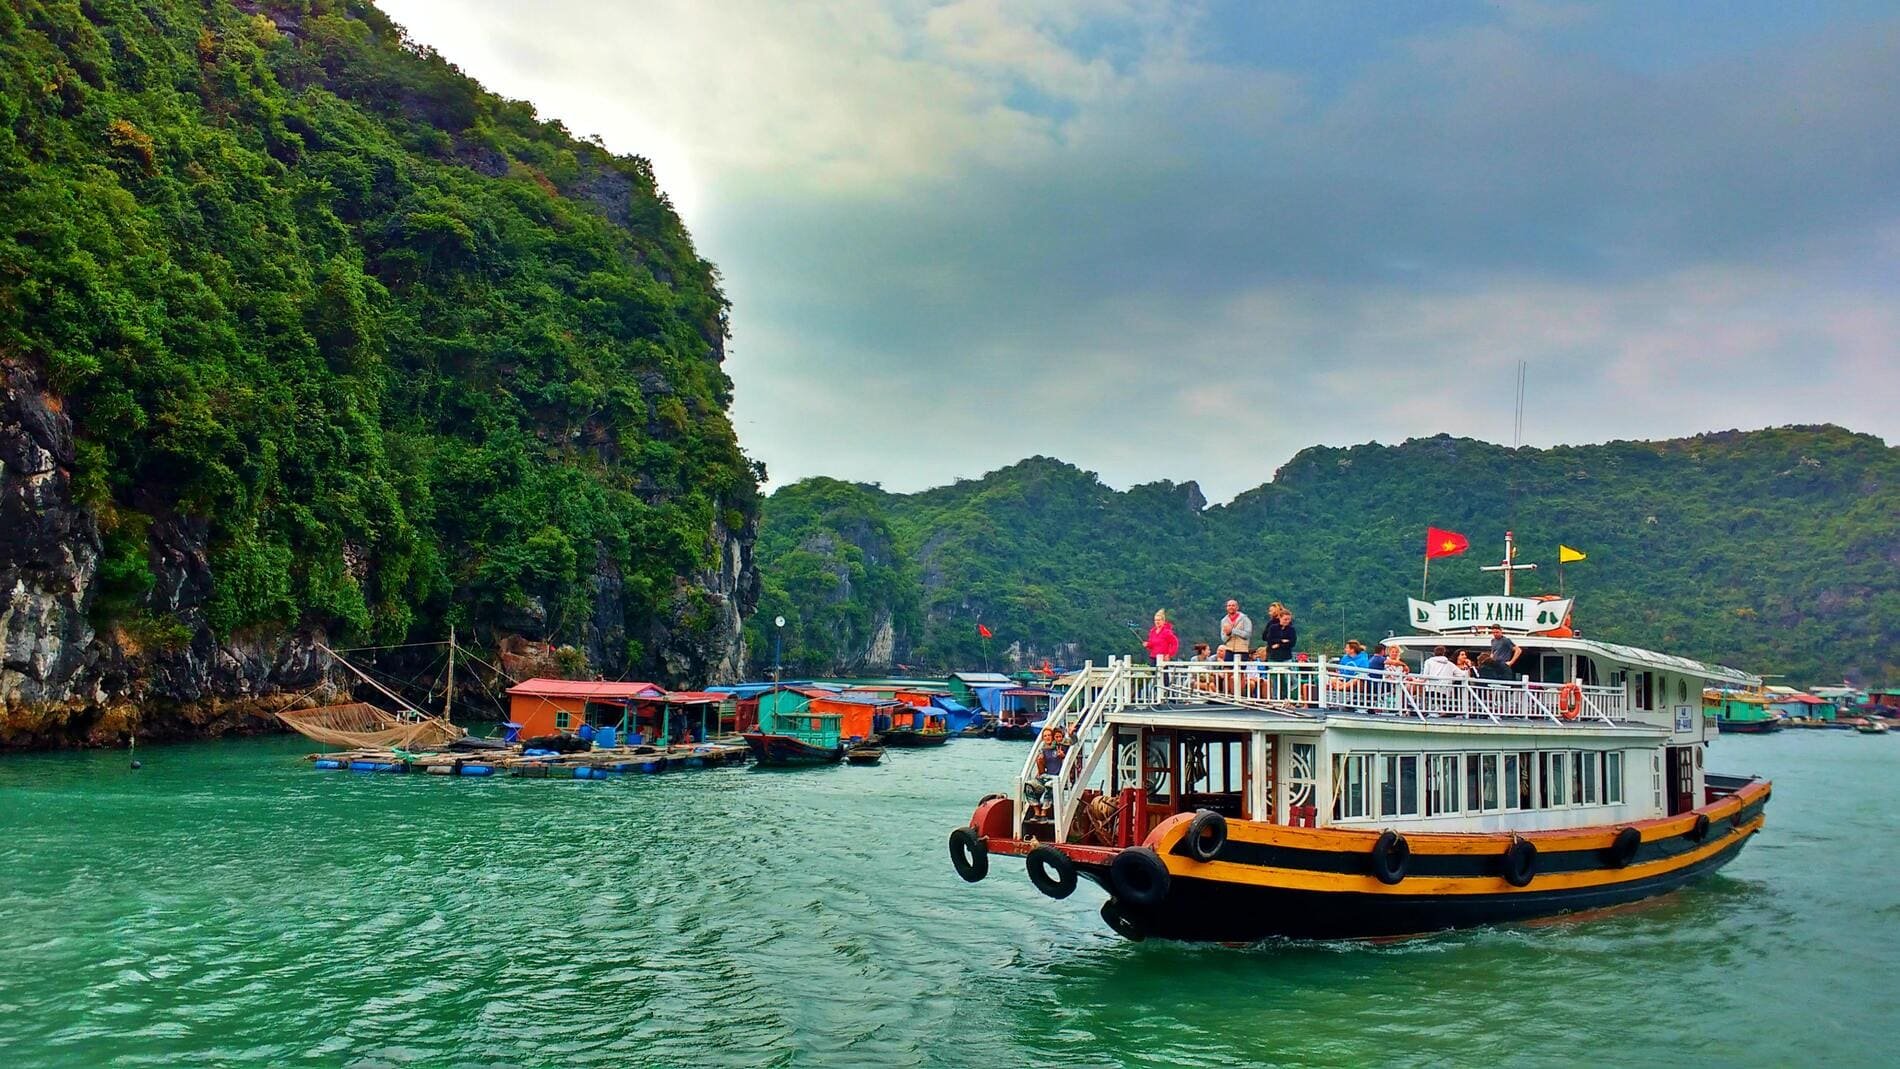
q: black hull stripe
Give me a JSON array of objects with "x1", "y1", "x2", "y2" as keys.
[
  {"x1": 1172, "y1": 799, "x2": 1766, "y2": 879},
  {"x1": 1123, "y1": 830, "x2": 1756, "y2": 941}
]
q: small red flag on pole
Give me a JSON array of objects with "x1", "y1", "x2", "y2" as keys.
[
  {"x1": 1423, "y1": 526, "x2": 1469, "y2": 599},
  {"x1": 977, "y1": 623, "x2": 993, "y2": 639}
]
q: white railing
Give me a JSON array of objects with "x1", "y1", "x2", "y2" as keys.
[
  {"x1": 1050, "y1": 658, "x2": 1135, "y2": 842},
  {"x1": 1154, "y1": 659, "x2": 1631, "y2": 723},
  {"x1": 1014, "y1": 657, "x2": 1149, "y2": 841}
]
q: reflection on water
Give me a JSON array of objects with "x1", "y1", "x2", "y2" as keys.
[{"x1": 0, "y1": 731, "x2": 1895, "y2": 1066}]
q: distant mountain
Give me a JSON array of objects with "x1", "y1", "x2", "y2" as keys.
[{"x1": 750, "y1": 426, "x2": 1898, "y2": 687}]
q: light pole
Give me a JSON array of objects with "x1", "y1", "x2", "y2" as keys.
[{"x1": 772, "y1": 615, "x2": 785, "y2": 691}]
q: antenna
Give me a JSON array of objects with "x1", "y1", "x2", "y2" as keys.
[{"x1": 1513, "y1": 360, "x2": 1526, "y2": 449}]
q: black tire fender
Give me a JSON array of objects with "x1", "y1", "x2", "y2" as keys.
[
  {"x1": 1502, "y1": 836, "x2": 1538, "y2": 887},
  {"x1": 1109, "y1": 846, "x2": 1172, "y2": 908},
  {"x1": 1100, "y1": 898, "x2": 1145, "y2": 942},
  {"x1": 1186, "y1": 809, "x2": 1228, "y2": 863},
  {"x1": 949, "y1": 826, "x2": 988, "y2": 883},
  {"x1": 1689, "y1": 813, "x2": 1711, "y2": 842},
  {"x1": 1025, "y1": 844, "x2": 1079, "y2": 900},
  {"x1": 1607, "y1": 826, "x2": 1642, "y2": 868},
  {"x1": 1371, "y1": 829, "x2": 1410, "y2": 885}
]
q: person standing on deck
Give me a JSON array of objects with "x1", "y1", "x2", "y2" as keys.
[
  {"x1": 1219, "y1": 600, "x2": 1253, "y2": 662},
  {"x1": 1265, "y1": 606, "x2": 1297, "y2": 662},
  {"x1": 1144, "y1": 610, "x2": 1180, "y2": 664},
  {"x1": 1489, "y1": 625, "x2": 1523, "y2": 677}
]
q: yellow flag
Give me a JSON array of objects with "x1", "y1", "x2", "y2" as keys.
[{"x1": 1559, "y1": 545, "x2": 1587, "y2": 563}]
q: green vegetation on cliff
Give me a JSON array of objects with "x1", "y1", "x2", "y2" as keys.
[
  {"x1": 752, "y1": 427, "x2": 1899, "y2": 686},
  {"x1": 0, "y1": 1, "x2": 756, "y2": 677}
]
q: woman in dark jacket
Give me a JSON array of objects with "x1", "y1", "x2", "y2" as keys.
[{"x1": 1264, "y1": 605, "x2": 1297, "y2": 662}]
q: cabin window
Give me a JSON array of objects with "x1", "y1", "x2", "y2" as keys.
[
  {"x1": 1605, "y1": 751, "x2": 1624, "y2": 804},
  {"x1": 1580, "y1": 751, "x2": 1599, "y2": 804},
  {"x1": 1576, "y1": 658, "x2": 1598, "y2": 686},
  {"x1": 1501, "y1": 753, "x2": 1522, "y2": 811},
  {"x1": 555, "y1": 710, "x2": 572, "y2": 730},
  {"x1": 1539, "y1": 653, "x2": 1564, "y2": 685},
  {"x1": 1545, "y1": 752, "x2": 1570, "y2": 806},
  {"x1": 1114, "y1": 731, "x2": 1140, "y2": 793},
  {"x1": 1334, "y1": 754, "x2": 1371, "y2": 820},
  {"x1": 1677, "y1": 678, "x2": 1689, "y2": 703},
  {"x1": 1517, "y1": 751, "x2": 1536, "y2": 809},
  {"x1": 1636, "y1": 672, "x2": 1655, "y2": 709},
  {"x1": 1379, "y1": 754, "x2": 1419, "y2": 817},
  {"x1": 1143, "y1": 734, "x2": 1173, "y2": 798},
  {"x1": 1426, "y1": 754, "x2": 1461, "y2": 816},
  {"x1": 1481, "y1": 753, "x2": 1500, "y2": 810},
  {"x1": 1652, "y1": 752, "x2": 1664, "y2": 810},
  {"x1": 1465, "y1": 752, "x2": 1484, "y2": 811}
]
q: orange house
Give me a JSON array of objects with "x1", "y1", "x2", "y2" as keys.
[
  {"x1": 806, "y1": 693, "x2": 904, "y2": 742},
  {"x1": 506, "y1": 678, "x2": 665, "y2": 738}
]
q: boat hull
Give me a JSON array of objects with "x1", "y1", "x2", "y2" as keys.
[
  {"x1": 968, "y1": 778, "x2": 1769, "y2": 942},
  {"x1": 993, "y1": 724, "x2": 1041, "y2": 741},
  {"x1": 742, "y1": 732, "x2": 844, "y2": 766},
  {"x1": 1716, "y1": 718, "x2": 1781, "y2": 734},
  {"x1": 880, "y1": 730, "x2": 950, "y2": 748}
]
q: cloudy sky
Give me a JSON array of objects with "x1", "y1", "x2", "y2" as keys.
[{"x1": 379, "y1": 0, "x2": 1900, "y2": 500}]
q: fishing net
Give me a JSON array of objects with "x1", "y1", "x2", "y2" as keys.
[{"x1": 277, "y1": 703, "x2": 464, "y2": 750}]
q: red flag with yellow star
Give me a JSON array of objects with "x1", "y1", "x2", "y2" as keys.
[{"x1": 1425, "y1": 527, "x2": 1470, "y2": 560}]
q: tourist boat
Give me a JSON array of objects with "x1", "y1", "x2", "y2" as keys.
[
  {"x1": 980, "y1": 686, "x2": 1053, "y2": 740},
  {"x1": 880, "y1": 707, "x2": 951, "y2": 747},
  {"x1": 742, "y1": 708, "x2": 847, "y2": 766},
  {"x1": 947, "y1": 535, "x2": 1772, "y2": 942},
  {"x1": 1705, "y1": 687, "x2": 1782, "y2": 734}
]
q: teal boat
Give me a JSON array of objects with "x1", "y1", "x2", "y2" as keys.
[{"x1": 743, "y1": 709, "x2": 847, "y2": 766}]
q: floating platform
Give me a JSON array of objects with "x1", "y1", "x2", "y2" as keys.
[{"x1": 306, "y1": 741, "x2": 750, "y2": 778}]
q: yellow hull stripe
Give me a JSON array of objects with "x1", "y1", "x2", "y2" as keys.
[{"x1": 1152, "y1": 815, "x2": 1763, "y2": 895}]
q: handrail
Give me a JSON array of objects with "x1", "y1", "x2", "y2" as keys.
[
  {"x1": 1154, "y1": 659, "x2": 1632, "y2": 723},
  {"x1": 1014, "y1": 659, "x2": 1116, "y2": 837},
  {"x1": 1051, "y1": 657, "x2": 1130, "y2": 842}
]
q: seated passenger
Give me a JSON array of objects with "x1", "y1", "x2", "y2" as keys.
[{"x1": 1190, "y1": 643, "x2": 1216, "y2": 693}]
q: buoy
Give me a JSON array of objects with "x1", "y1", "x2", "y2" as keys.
[{"x1": 129, "y1": 760, "x2": 142, "y2": 770}]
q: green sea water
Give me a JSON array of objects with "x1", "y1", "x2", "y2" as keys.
[{"x1": 1, "y1": 730, "x2": 1895, "y2": 1068}]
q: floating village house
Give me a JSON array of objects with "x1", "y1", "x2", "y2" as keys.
[{"x1": 506, "y1": 679, "x2": 665, "y2": 738}]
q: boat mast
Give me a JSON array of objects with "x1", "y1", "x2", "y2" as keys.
[
  {"x1": 443, "y1": 625, "x2": 455, "y2": 721},
  {"x1": 1480, "y1": 530, "x2": 1538, "y2": 596},
  {"x1": 314, "y1": 641, "x2": 427, "y2": 719}
]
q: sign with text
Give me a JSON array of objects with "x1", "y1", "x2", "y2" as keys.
[{"x1": 1407, "y1": 596, "x2": 1574, "y2": 634}]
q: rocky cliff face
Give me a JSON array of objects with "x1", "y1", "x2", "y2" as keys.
[
  {"x1": 0, "y1": 357, "x2": 337, "y2": 748},
  {"x1": 2, "y1": 354, "x2": 757, "y2": 749}
]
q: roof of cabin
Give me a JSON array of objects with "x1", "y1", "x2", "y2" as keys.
[
  {"x1": 655, "y1": 691, "x2": 726, "y2": 704},
  {"x1": 953, "y1": 672, "x2": 1014, "y2": 685},
  {"x1": 506, "y1": 678, "x2": 664, "y2": 699},
  {"x1": 1388, "y1": 634, "x2": 1757, "y2": 687}
]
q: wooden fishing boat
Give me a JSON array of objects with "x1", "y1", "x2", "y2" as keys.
[
  {"x1": 743, "y1": 708, "x2": 846, "y2": 766},
  {"x1": 845, "y1": 745, "x2": 885, "y2": 765},
  {"x1": 949, "y1": 534, "x2": 1772, "y2": 942},
  {"x1": 1706, "y1": 688, "x2": 1782, "y2": 734},
  {"x1": 278, "y1": 638, "x2": 464, "y2": 749},
  {"x1": 1855, "y1": 720, "x2": 1889, "y2": 735},
  {"x1": 881, "y1": 708, "x2": 951, "y2": 747},
  {"x1": 993, "y1": 709, "x2": 1042, "y2": 741}
]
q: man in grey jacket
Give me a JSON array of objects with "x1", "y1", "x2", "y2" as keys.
[{"x1": 1219, "y1": 599, "x2": 1253, "y2": 661}]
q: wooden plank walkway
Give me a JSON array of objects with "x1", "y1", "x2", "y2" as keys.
[{"x1": 306, "y1": 740, "x2": 751, "y2": 778}]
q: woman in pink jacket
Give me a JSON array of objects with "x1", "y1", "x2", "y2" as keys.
[{"x1": 1144, "y1": 610, "x2": 1180, "y2": 663}]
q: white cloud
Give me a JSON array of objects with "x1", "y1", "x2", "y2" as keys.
[{"x1": 373, "y1": 1, "x2": 1900, "y2": 501}]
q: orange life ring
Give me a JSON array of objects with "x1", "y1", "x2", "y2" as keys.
[{"x1": 1559, "y1": 682, "x2": 1583, "y2": 720}]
